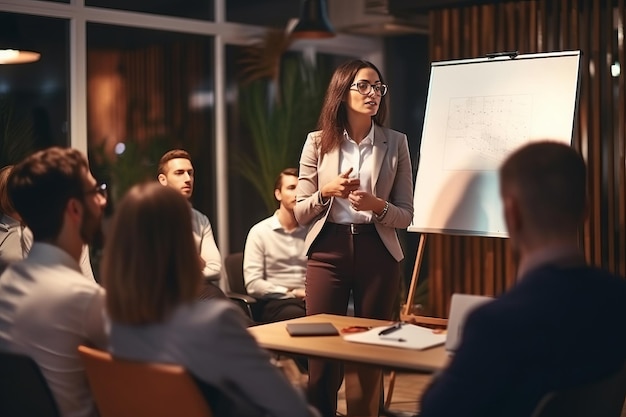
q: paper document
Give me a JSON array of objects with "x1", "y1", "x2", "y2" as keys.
[{"x1": 343, "y1": 324, "x2": 446, "y2": 350}]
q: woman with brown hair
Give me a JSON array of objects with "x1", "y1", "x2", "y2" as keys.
[
  {"x1": 295, "y1": 59, "x2": 414, "y2": 417},
  {"x1": 102, "y1": 182, "x2": 316, "y2": 417}
]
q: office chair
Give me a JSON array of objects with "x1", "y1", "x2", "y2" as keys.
[
  {"x1": 77, "y1": 345, "x2": 213, "y2": 417},
  {"x1": 0, "y1": 350, "x2": 60, "y2": 417},
  {"x1": 224, "y1": 251, "x2": 262, "y2": 322},
  {"x1": 530, "y1": 363, "x2": 626, "y2": 417}
]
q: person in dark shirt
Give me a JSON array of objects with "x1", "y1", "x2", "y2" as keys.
[{"x1": 419, "y1": 141, "x2": 626, "y2": 417}]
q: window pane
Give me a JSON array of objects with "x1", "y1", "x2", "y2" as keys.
[
  {"x1": 0, "y1": 12, "x2": 69, "y2": 166},
  {"x1": 86, "y1": 0, "x2": 213, "y2": 21},
  {"x1": 86, "y1": 22, "x2": 215, "y2": 221}
]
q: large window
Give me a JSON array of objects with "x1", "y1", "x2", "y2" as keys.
[
  {"x1": 0, "y1": 12, "x2": 69, "y2": 165},
  {"x1": 86, "y1": 23, "x2": 215, "y2": 216}
]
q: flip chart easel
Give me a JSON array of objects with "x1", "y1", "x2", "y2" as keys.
[{"x1": 401, "y1": 50, "x2": 581, "y2": 326}]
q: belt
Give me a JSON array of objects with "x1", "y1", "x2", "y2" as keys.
[{"x1": 325, "y1": 222, "x2": 377, "y2": 235}]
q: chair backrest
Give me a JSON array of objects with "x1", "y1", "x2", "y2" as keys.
[
  {"x1": 531, "y1": 363, "x2": 626, "y2": 417},
  {"x1": 77, "y1": 345, "x2": 213, "y2": 417},
  {"x1": 0, "y1": 350, "x2": 60, "y2": 417},
  {"x1": 225, "y1": 252, "x2": 246, "y2": 294}
]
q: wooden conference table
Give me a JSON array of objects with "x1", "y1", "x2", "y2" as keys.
[{"x1": 248, "y1": 313, "x2": 449, "y2": 373}]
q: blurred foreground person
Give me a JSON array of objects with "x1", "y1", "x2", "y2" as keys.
[
  {"x1": 419, "y1": 141, "x2": 626, "y2": 417},
  {"x1": 0, "y1": 147, "x2": 107, "y2": 417},
  {"x1": 102, "y1": 182, "x2": 318, "y2": 417}
]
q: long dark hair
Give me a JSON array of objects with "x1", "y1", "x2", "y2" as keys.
[{"x1": 316, "y1": 60, "x2": 387, "y2": 155}]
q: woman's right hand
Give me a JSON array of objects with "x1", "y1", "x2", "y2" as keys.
[{"x1": 321, "y1": 168, "x2": 360, "y2": 199}]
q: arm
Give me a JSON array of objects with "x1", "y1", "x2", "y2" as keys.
[
  {"x1": 82, "y1": 286, "x2": 107, "y2": 349},
  {"x1": 243, "y1": 225, "x2": 291, "y2": 298},
  {"x1": 212, "y1": 304, "x2": 316, "y2": 417},
  {"x1": 380, "y1": 134, "x2": 414, "y2": 229},
  {"x1": 294, "y1": 133, "x2": 359, "y2": 226},
  {"x1": 194, "y1": 211, "x2": 222, "y2": 281},
  {"x1": 294, "y1": 133, "x2": 330, "y2": 226},
  {"x1": 79, "y1": 245, "x2": 96, "y2": 281}
]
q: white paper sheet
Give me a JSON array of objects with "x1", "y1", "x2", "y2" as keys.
[{"x1": 343, "y1": 324, "x2": 446, "y2": 350}]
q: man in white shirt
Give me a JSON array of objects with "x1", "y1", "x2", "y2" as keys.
[
  {"x1": 157, "y1": 149, "x2": 223, "y2": 298},
  {"x1": 0, "y1": 147, "x2": 108, "y2": 417},
  {"x1": 244, "y1": 168, "x2": 307, "y2": 323}
]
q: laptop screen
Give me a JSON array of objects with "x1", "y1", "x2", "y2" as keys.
[{"x1": 445, "y1": 293, "x2": 493, "y2": 354}]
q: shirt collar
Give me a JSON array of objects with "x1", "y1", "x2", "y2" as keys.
[
  {"x1": 517, "y1": 244, "x2": 586, "y2": 279},
  {"x1": 270, "y1": 211, "x2": 304, "y2": 233},
  {"x1": 343, "y1": 123, "x2": 375, "y2": 146},
  {"x1": 28, "y1": 242, "x2": 83, "y2": 274},
  {"x1": 0, "y1": 213, "x2": 20, "y2": 228}
]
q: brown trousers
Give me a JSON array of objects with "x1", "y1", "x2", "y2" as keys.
[{"x1": 305, "y1": 223, "x2": 400, "y2": 417}]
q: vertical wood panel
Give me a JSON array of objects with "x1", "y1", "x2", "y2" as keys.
[{"x1": 419, "y1": 0, "x2": 626, "y2": 318}]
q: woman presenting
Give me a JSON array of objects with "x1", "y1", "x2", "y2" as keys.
[{"x1": 295, "y1": 59, "x2": 414, "y2": 417}]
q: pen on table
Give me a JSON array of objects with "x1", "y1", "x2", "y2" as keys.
[
  {"x1": 379, "y1": 337, "x2": 406, "y2": 342},
  {"x1": 378, "y1": 322, "x2": 402, "y2": 336}
]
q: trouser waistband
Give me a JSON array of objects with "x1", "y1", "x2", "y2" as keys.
[{"x1": 325, "y1": 222, "x2": 376, "y2": 235}]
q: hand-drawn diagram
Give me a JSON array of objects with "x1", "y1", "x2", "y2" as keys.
[{"x1": 443, "y1": 94, "x2": 532, "y2": 170}]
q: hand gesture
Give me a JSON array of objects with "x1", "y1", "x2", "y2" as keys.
[
  {"x1": 349, "y1": 190, "x2": 383, "y2": 213},
  {"x1": 321, "y1": 168, "x2": 360, "y2": 199}
]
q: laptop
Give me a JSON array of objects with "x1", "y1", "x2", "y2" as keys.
[{"x1": 445, "y1": 293, "x2": 493, "y2": 354}]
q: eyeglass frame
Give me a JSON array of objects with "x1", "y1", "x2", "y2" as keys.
[
  {"x1": 85, "y1": 183, "x2": 108, "y2": 200},
  {"x1": 349, "y1": 81, "x2": 388, "y2": 97}
]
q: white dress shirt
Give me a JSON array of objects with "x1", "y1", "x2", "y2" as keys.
[
  {"x1": 328, "y1": 124, "x2": 375, "y2": 224},
  {"x1": 191, "y1": 208, "x2": 222, "y2": 281},
  {"x1": 243, "y1": 212, "x2": 307, "y2": 298},
  {"x1": 0, "y1": 243, "x2": 106, "y2": 417}
]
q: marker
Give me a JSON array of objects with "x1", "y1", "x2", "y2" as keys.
[
  {"x1": 378, "y1": 323, "x2": 402, "y2": 336},
  {"x1": 380, "y1": 337, "x2": 406, "y2": 342}
]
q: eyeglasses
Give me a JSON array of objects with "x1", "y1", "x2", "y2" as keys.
[
  {"x1": 86, "y1": 183, "x2": 108, "y2": 200},
  {"x1": 349, "y1": 81, "x2": 388, "y2": 97}
]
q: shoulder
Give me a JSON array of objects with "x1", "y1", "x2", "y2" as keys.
[
  {"x1": 191, "y1": 208, "x2": 210, "y2": 224},
  {"x1": 247, "y1": 216, "x2": 273, "y2": 236},
  {"x1": 184, "y1": 299, "x2": 249, "y2": 330},
  {"x1": 375, "y1": 125, "x2": 407, "y2": 141}
]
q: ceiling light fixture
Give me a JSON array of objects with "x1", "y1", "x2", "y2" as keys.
[
  {"x1": 291, "y1": 0, "x2": 335, "y2": 39},
  {"x1": 0, "y1": 14, "x2": 41, "y2": 65}
]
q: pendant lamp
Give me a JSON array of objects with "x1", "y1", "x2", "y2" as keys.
[
  {"x1": 291, "y1": 0, "x2": 335, "y2": 39},
  {"x1": 0, "y1": 14, "x2": 41, "y2": 65}
]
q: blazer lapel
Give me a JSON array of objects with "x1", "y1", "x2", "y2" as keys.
[{"x1": 371, "y1": 125, "x2": 388, "y2": 193}]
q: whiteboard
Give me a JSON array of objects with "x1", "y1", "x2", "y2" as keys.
[{"x1": 408, "y1": 51, "x2": 581, "y2": 237}]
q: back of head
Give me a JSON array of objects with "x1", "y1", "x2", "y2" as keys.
[
  {"x1": 8, "y1": 147, "x2": 88, "y2": 241},
  {"x1": 499, "y1": 141, "x2": 586, "y2": 236},
  {"x1": 157, "y1": 149, "x2": 192, "y2": 176},
  {"x1": 102, "y1": 182, "x2": 202, "y2": 325},
  {"x1": 0, "y1": 165, "x2": 16, "y2": 217}
]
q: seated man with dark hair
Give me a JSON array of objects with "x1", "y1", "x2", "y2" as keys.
[
  {"x1": 243, "y1": 168, "x2": 307, "y2": 323},
  {"x1": 419, "y1": 141, "x2": 626, "y2": 417},
  {"x1": 158, "y1": 149, "x2": 224, "y2": 299},
  {"x1": 0, "y1": 147, "x2": 108, "y2": 417}
]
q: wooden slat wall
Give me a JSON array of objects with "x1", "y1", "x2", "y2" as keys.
[{"x1": 422, "y1": 0, "x2": 626, "y2": 318}]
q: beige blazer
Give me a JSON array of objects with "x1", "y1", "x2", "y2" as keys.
[{"x1": 294, "y1": 125, "x2": 414, "y2": 262}]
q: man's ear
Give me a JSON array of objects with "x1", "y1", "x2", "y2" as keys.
[
  {"x1": 158, "y1": 173, "x2": 167, "y2": 186},
  {"x1": 66, "y1": 198, "x2": 84, "y2": 224},
  {"x1": 274, "y1": 188, "x2": 281, "y2": 203},
  {"x1": 503, "y1": 195, "x2": 522, "y2": 234}
]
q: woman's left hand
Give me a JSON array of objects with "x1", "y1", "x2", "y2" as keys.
[{"x1": 348, "y1": 190, "x2": 384, "y2": 213}]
